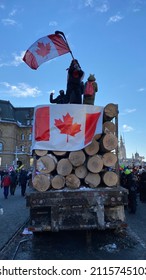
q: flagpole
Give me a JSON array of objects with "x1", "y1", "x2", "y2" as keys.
[{"x1": 55, "y1": 30, "x2": 74, "y2": 60}]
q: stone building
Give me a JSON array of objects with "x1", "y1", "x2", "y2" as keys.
[
  {"x1": 118, "y1": 135, "x2": 145, "y2": 167},
  {"x1": 0, "y1": 100, "x2": 34, "y2": 170}
]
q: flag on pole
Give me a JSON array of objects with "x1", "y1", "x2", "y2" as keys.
[
  {"x1": 32, "y1": 104, "x2": 103, "y2": 152},
  {"x1": 23, "y1": 33, "x2": 70, "y2": 70}
]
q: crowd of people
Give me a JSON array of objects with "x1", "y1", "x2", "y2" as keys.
[
  {"x1": 120, "y1": 165, "x2": 146, "y2": 214},
  {"x1": 49, "y1": 59, "x2": 98, "y2": 105},
  {"x1": 0, "y1": 168, "x2": 32, "y2": 199}
]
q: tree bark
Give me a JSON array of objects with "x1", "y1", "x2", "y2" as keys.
[
  {"x1": 102, "y1": 152, "x2": 117, "y2": 167},
  {"x1": 37, "y1": 154, "x2": 57, "y2": 174},
  {"x1": 103, "y1": 103, "x2": 118, "y2": 121},
  {"x1": 87, "y1": 155, "x2": 103, "y2": 173},
  {"x1": 32, "y1": 174, "x2": 51, "y2": 192},
  {"x1": 75, "y1": 165, "x2": 88, "y2": 179},
  {"x1": 53, "y1": 151, "x2": 67, "y2": 157},
  {"x1": 57, "y1": 158, "x2": 72, "y2": 176},
  {"x1": 102, "y1": 171, "x2": 118, "y2": 186},
  {"x1": 51, "y1": 175, "x2": 65, "y2": 190},
  {"x1": 85, "y1": 172, "x2": 101, "y2": 188},
  {"x1": 99, "y1": 133, "x2": 118, "y2": 153},
  {"x1": 69, "y1": 150, "x2": 86, "y2": 167},
  {"x1": 66, "y1": 174, "x2": 81, "y2": 189},
  {"x1": 103, "y1": 121, "x2": 116, "y2": 134},
  {"x1": 84, "y1": 139, "x2": 99, "y2": 156}
]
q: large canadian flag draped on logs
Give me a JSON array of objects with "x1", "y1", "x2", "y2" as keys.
[{"x1": 32, "y1": 104, "x2": 103, "y2": 151}]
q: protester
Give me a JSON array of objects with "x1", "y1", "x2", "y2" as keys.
[
  {"x1": 139, "y1": 168, "x2": 146, "y2": 202},
  {"x1": 66, "y1": 59, "x2": 84, "y2": 104},
  {"x1": 124, "y1": 169, "x2": 137, "y2": 214},
  {"x1": 83, "y1": 74, "x2": 98, "y2": 105},
  {"x1": 19, "y1": 168, "x2": 28, "y2": 197},
  {"x1": 1, "y1": 171, "x2": 12, "y2": 199},
  {"x1": 10, "y1": 170, "x2": 17, "y2": 195},
  {"x1": 50, "y1": 90, "x2": 67, "y2": 104}
]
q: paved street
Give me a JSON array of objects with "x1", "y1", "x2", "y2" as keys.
[
  {"x1": 0, "y1": 184, "x2": 29, "y2": 251},
  {"x1": 0, "y1": 185, "x2": 146, "y2": 260}
]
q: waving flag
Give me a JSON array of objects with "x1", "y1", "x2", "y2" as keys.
[
  {"x1": 32, "y1": 104, "x2": 103, "y2": 152},
  {"x1": 23, "y1": 33, "x2": 70, "y2": 70}
]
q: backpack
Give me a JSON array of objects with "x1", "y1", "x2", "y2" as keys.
[
  {"x1": 84, "y1": 81, "x2": 94, "y2": 96},
  {"x1": 2, "y1": 175, "x2": 11, "y2": 187}
]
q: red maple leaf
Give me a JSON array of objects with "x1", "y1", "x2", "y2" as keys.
[
  {"x1": 36, "y1": 42, "x2": 51, "y2": 57},
  {"x1": 54, "y1": 113, "x2": 81, "y2": 142}
]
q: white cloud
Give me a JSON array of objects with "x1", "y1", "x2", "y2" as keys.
[
  {"x1": 119, "y1": 108, "x2": 136, "y2": 116},
  {"x1": 11, "y1": 51, "x2": 25, "y2": 66},
  {"x1": 0, "y1": 4, "x2": 5, "y2": 9},
  {"x1": 85, "y1": 0, "x2": 94, "y2": 7},
  {"x1": 0, "y1": 51, "x2": 25, "y2": 68},
  {"x1": 138, "y1": 87, "x2": 145, "y2": 92},
  {"x1": 0, "y1": 82, "x2": 41, "y2": 98},
  {"x1": 108, "y1": 14, "x2": 123, "y2": 24},
  {"x1": 1, "y1": 18, "x2": 17, "y2": 26},
  {"x1": 49, "y1": 21, "x2": 58, "y2": 26},
  {"x1": 84, "y1": 0, "x2": 109, "y2": 12},
  {"x1": 125, "y1": 108, "x2": 136, "y2": 113},
  {"x1": 123, "y1": 124, "x2": 134, "y2": 132},
  {"x1": 9, "y1": 9, "x2": 17, "y2": 17}
]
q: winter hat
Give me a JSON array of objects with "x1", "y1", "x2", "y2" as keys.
[
  {"x1": 88, "y1": 74, "x2": 96, "y2": 81},
  {"x1": 124, "y1": 169, "x2": 131, "y2": 175}
]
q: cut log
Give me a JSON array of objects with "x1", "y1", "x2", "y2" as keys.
[
  {"x1": 103, "y1": 103, "x2": 118, "y2": 121},
  {"x1": 102, "y1": 171, "x2": 118, "y2": 186},
  {"x1": 57, "y1": 158, "x2": 72, "y2": 176},
  {"x1": 84, "y1": 139, "x2": 99, "y2": 156},
  {"x1": 51, "y1": 175, "x2": 65, "y2": 190},
  {"x1": 102, "y1": 152, "x2": 117, "y2": 167},
  {"x1": 32, "y1": 174, "x2": 51, "y2": 192},
  {"x1": 87, "y1": 155, "x2": 103, "y2": 173},
  {"x1": 35, "y1": 149, "x2": 48, "y2": 156},
  {"x1": 66, "y1": 174, "x2": 81, "y2": 189},
  {"x1": 75, "y1": 165, "x2": 88, "y2": 179},
  {"x1": 85, "y1": 172, "x2": 101, "y2": 188},
  {"x1": 103, "y1": 121, "x2": 116, "y2": 134},
  {"x1": 37, "y1": 154, "x2": 57, "y2": 174},
  {"x1": 93, "y1": 134, "x2": 102, "y2": 141},
  {"x1": 53, "y1": 151, "x2": 67, "y2": 157},
  {"x1": 99, "y1": 133, "x2": 118, "y2": 152},
  {"x1": 69, "y1": 150, "x2": 86, "y2": 167}
]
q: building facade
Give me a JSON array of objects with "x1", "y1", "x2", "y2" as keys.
[
  {"x1": 0, "y1": 100, "x2": 34, "y2": 170},
  {"x1": 118, "y1": 135, "x2": 145, "y2": 167}
]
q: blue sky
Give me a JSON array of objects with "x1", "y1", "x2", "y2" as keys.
[{"x1": 0, "y1": 0, "x2": 146, "y2": 159}]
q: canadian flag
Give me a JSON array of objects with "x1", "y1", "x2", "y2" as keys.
[
  {"x1": 23, "y1": 33, "x2": 70, "y2": 70},
  {"x1": 32, "y1": 104, "x2": 103, "y2": 152}
]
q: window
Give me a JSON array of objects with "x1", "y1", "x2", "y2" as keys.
[
  {"x1": 21, "y1": 133, "x2": 25, "y2": 140},
  {"x1": 28, "y1": 133, "x2": 32, "y2": 141},
  {"x1": 21, "y1": 145, "x2": 25, "y2": 152},
  {"x1": 0, "y1": 142, "x2": 3, "y2": 151},
  {"x1": 27, "y1": 119, "x2": 30, "y2": 125}
]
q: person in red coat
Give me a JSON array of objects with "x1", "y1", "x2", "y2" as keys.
[{"x1": 1, "y1": 172, "x2": 11, "y2": 199}]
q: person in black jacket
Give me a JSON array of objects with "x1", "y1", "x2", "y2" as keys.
[
  {"x1": 139, "y1": 169, "x2": 146, "y2": 202},
  {"x1": 124, "y1": 169, "x2": 137, "y2": 214},
  {"x1": 19, "y1": 168, "x2": 28, "y2": 197},
  {"x1": 50, "y1": 90, "x2": 67, "y2": 104},
  {"x1": 66, "y1": 59, "x2": 84, "y2": 104}
]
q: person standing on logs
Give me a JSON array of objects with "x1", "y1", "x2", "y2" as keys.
[
  {"x1": 50, "y1": 90, "x2": 67, "y2": 104},
  {"x1": 83, "y1": 74, "x2": 98, "y2": 105},
  {"x1": 66, "y1": 59, "x2": 84, "y2": 104}
]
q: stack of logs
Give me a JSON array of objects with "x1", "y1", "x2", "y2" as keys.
[{"x1": 32, "y1": 103, "x2": 119, "y2": 192}]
